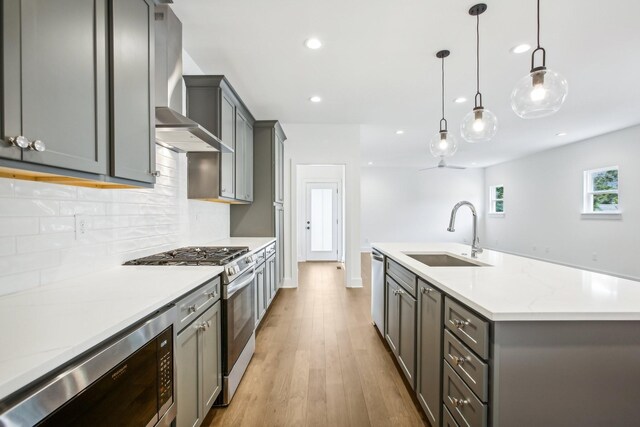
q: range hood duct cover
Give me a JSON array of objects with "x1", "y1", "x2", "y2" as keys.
[{"x1": 154, "y1": 6, "x2": 232, "y2": 153}]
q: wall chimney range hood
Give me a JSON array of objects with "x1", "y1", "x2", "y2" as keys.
[{"x1": 154, "y1": 6, "x2": 232, "y2": 154}]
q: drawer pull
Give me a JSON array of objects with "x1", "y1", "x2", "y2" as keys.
[
  {"x1": 393, "y1": 289, "x2": 405, "y2": 296},
  {"x1": 450, "y1": 355, "x2": 466, "y2": 366},
  {"x1": 453, "y1": 318, "x2": 470, "y2": 329},
  {"x1": 187, "y1": 304, "x2": 197, "y2": 313},
  {"x1": 421, "y1": 287, "x2": 432, "y2": 294},
  {"x1": 452, "y1": 397, "x2": 470, "y2": 408},
  {"x1": 205, "y1": 291, "x2": 217, "y2": 299}
]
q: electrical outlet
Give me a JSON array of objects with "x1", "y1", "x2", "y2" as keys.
[{"x1": 75, "y1": 215, "x2": 87, "y2": 240}]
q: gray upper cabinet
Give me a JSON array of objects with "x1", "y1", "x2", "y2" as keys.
[
  {"x1": 220, "y1": 92, "x2": 235, "y2": 198},
  {"x1": 110, "y1": 0, "x2": 155, "y2": 184},
  {"x1": 184, "y1": 75, "x2": 255, "y2": 202},
  {"x1": 2, "y1": 0, "x2": 108, "y2": 172},
  {"x1": 275, "y1": 131, "x2": 285, "y2": 204},
  {"x1": 1, "y1": 0, "x2": 155, "y2": 188},
  {"x1": 417, "y1": 280, "x2": 443, "y2": 427}
]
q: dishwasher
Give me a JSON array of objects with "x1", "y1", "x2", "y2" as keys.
[{"x1": 371, "y1": 250, "x2": 385, "y2": 335}]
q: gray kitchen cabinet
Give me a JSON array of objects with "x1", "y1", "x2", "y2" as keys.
[
  {"x1": 416, "y1": 280, "x2": 442, "y2": 426},
  {"x1": 275, "y1": 131, "x2": 285, "y2": 204},
  {"x1": 275, "y1": 205, "x2": 284, "y2": 288},
  {"x1": 256, "y1": 260, "x2": 266, "y2": 325},
  {"x1": 386, "y1": 275, "x2": 416, "y2": 388},
  {"x1": 110, "y1": 0, "x2": 155, "y2": 184},
  {"x1": 267, "y1": 254, "x2": 276, "y2": 304},
  {"x1": 1, "y1": 0, "x2": 155, "y2": 188},
  {"x1": 184, "y1": 75, "x2": 255, "y2": 202},
  {"x1": 177, "y1": 300, "x2": 222, "y2": 427},
  {"x1": 235, "y1": 110, "x2": 254, "y2": 202},
  {"x1": 1, "y1": 0, "x2": 108, "y2": 172}
]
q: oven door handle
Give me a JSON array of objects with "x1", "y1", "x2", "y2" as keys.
[{"x1": 225, "y1": 269, "x2": 256, "y2": 299}]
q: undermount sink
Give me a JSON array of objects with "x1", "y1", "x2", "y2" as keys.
[{"x1": 403, "y1": 253, "x2": 489, "y2": 267}]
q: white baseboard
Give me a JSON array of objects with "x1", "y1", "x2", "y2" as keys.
[
  {"x1": 281, "y1": 277, "x2": 297, "y2": 288},
  {"x1": 347, "y1": 277, "x2": 363, "y2": 288}
]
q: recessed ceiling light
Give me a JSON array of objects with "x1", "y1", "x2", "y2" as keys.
[
  {"x1": 396, "y1": 130, "x2": 404, "y2": 135},
  {"x1": 510, "y1": 43, "x2": 531, "y2": 54},
  {"x1": 309, "y1": 96, "x2": 322, "y2": 103},
  {"x1": 472, "y1": 162, "x2": 477, "y2": 165},
  {"x1": 305, "y1": 38, "x2": 323, "y2": 50},
  {"x1": 454, "y1": 97, "x2": 467, "y2": 103},
  {"x1": 556, "y1": 132, "x2": 567, "y2": 137},
  {"x1": 368, "y1": 161, "x2": 374, "y2": 165}
]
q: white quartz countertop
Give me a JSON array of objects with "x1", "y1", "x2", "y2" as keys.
[
  {"x1": 0, "y1": 237, "x2": 275, "y2": 401},
  {"x1": 373, "y1": 242, "x2": 640, "y2": 322}
]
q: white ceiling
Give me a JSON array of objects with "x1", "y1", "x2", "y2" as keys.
[{"x1": 171, "y1": 0, "x2": 640, "y2": 168}]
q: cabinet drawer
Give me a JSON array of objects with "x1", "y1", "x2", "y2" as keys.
[
  {"x1": 177, "y1": 277, "x2": 221, "y2": 332},
  {"x1": 444, "y1": 329, "x2": 489, "y2": 402},
  {"x1": 444, "y1": 298, "x2": 489, "y2": 359},
  {"x1": 254, "y1": 248, "x2": 266, "y2": 265},
  {"x1": 443, "y1": 405, "x2": 460, "y2": 427},
  {"x1": 386, "y1": 259, "x2": 416, "y2": 297},
  {"x1": 265, "y1": 243, "x2": 276, "y2": 258},
  {"x1": 443, "y1": 362, "x2": 487, "y2": 427}
]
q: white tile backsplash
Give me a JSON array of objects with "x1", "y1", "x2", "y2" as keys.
[{"x1": 0, "y1": 146, "x2": 230, "y2": 295}]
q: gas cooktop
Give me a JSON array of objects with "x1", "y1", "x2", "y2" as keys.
[{"x1": 124, "y1": 246, "x2": 250, "y2": 266}]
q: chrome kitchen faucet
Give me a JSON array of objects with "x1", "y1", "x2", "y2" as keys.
[{"x1": 447, "y1": 201, "x2": 483, "y2": 258}]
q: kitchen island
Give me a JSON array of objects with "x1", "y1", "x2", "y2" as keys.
[{"x1": 373, "y1": 242, "x2": 640, "y2": 427}]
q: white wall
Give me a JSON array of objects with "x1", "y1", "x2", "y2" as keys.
[
  {"x1": 0, "y1": 145, "x2": 229, "y2": 295},
  {"x1": 484, "y1": 125, "x2": 640, "y2": 280},
  {"x1": 360, "y1": 167, "x2": 485, "y2": 250},
  {"x1": 296, "y1": 165, "x2": 345, "y2": 262},
  {"x1": 282, "y1": 124, "x2": 362, "y2": 287}
]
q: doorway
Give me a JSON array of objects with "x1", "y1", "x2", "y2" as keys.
[
  {"x1": 305, "y1": 181, "x2": 340, "y2": 261},
  {"x1": 296, "y1": 165, "x2": 345, "y2": 266}
]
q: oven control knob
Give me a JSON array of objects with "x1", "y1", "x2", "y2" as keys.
[{"x1": 227, "y1": 266, "x2": 236, "y2": 275}]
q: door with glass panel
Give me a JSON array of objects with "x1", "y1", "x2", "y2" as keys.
[{"x1": 305, "y1": 182, "x2": 340, "y2": 261}]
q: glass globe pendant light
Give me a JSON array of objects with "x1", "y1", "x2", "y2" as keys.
[
  {"x1": 511, "y1": 0, "x2": 568, "y2": 118},
  {"x1": 429, "y1": 50, "x2": 459, "y2": 158},
  {"x1": 461, "y1": 3, "x2": 497, "y2": 143}
]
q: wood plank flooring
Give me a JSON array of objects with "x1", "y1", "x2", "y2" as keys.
[{"x1": 203, "y1": 254, "x2": 427, "y2": 427}]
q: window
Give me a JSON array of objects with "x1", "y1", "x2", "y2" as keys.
[
  {"x1": 489, "y1": 185, "x2": 504, "y2": 214},
  {"x1": 583, "y1": 167, "x2": 619, "y2": 214}
]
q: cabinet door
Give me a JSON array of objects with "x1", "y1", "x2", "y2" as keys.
[
  {"x1": 398, "y1": 290, "x2": 417, "y2": 387},
  {"x1": 274, "y1": 133, "x2": 284, "y2": 203},
  {"x1": 417, "y1": 282, "x2": 442, "y2": 426},
  {"x1": 270, "y1": 256, "x2": 277, "y2": 298},
  {"x1": 220, "y1": 93, "x2": 235, "y2": 198},
  {"x1": 177, "y1": 323, "x2": 202, "y2": 427},
  {"x1": 385, "y1": 277, "x2": 400, "y2": 354},
  {"x1": 245, "y1": 121, "x2": 254, "y2": 202},
  {"x1": 234, "y1": 111, "x2": 247, "y2": 201},
  {"x1": 275, "y1": 206, "x2": 284, "y2": 288},
  {"x1": 3, "y1": 0, "x2": 108, "y2": 172},
  {"x1": 201, "y1": 301, "x2": 222, "y2": 413},
  {"x1": 110, "y1": 0, "x2": 155, "y2": 183}
]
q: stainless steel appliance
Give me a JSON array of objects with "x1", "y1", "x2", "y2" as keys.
[
  {"x1": 0, "y1": 307, "x2": 177, "y2": 427},
  {"x1": 125, "y1": 246, "x2": 257, "y2": 405},
  {"x1": 371, "y1": 250, "x2": 385, "y2": 335}
]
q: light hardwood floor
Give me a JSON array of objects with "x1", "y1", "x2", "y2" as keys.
[{"x1": 204, "y1": 254, "x2": 427, "y2": 426}]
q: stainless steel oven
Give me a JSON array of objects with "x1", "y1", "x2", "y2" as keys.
[
  {"x1": 220, "y1": 265, "x2": 256, "y2": 404},
  {"x1": 0, "y1": 307, "x2": 177, "y2": 427}
]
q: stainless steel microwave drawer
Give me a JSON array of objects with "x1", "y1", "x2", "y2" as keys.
[
  {"x1": 386, "y1": 258, "x2": 416, "y2": 297},
  {"x1": 444, "y1": 297, "x2": 489, "y2": 360},
  {"x1": 444, "y1": 329, "x2": 489, "y2": 402},
  {"x1": 443, "y1": 362, "x2": 487, "y2": 427},
  {"x1": 177, "y1": 276, "x2": 221, "y2": 332}
]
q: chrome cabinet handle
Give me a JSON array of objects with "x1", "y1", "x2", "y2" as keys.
[
  {"x1": 195, "y1": 323, "x2": 206, "y2": 332},
  {"x1": 205, "y1": 291, "x2": 217, "y2": 299},
  {"x1": 8, "y1": 136, "x2": 31, "y2": 149},
  {"x1": 450, "y1": 355, "x2": 466, "y2": 366},
  {"x1": 187, "y1": 304, "x2": 197, "y2": 313},
  {"x1": 421, "y1": 287, "x2": 432, "y2": 294},
  {"x1": 150, "y1": 171, "x2": 161, "y2": 177},
  {"x1": 30, "y1": 140, "x2": 46, "y2": 152},
  {"x1": 452, "y1": 397, "x2": 469, "y2": 408},
  {"x1": 453, "y1": 318, "x2": 470, "y2": 329}
]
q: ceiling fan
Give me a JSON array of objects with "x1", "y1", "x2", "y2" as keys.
[{"x1": 419, "y1": 158, "x2": 466, "y2": 171}]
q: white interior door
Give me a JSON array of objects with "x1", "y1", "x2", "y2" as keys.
[{"x1": 305, "y1": 182, "x2": 339, "y2": 261}]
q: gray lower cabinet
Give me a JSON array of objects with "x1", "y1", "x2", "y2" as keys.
[
  {"x1": 177, "y1": 301, "x2": 222, "y2": 427},
  {"x1": 386, "y1": 275, "x2": 417, "y2": 387},
  {"x1": 1, "y1": 0, "x2": 155, "y2": 187},
  {"x1": 267, "y1": 254, "x2": 276, "y2": 304},
  {"x1": 256, "y1": 261, "x2": 266, "y2": 325},
  {"x1": 417, "y1": 280, "x2": 442, "y2": 426}
]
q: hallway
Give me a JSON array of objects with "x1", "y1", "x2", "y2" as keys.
[{"x1": 204, "y1": 257, "x2": 427, "y2": 426}]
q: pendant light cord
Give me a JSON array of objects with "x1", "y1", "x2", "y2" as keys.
[
  {"x1": 531, "y1": 0, "x2": 546, "y2": 70},
  {"x1": 440, "y1": 55, "x2": 447, "y2": 132},
  {"x1": 474, "y1": 13, "x2": 483, "y2": 108}
]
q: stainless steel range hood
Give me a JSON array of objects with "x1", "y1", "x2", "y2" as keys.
[{"x1": 154, "y1": 6, "x2": 232, "y2": 153}]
